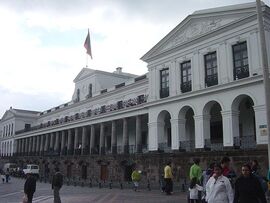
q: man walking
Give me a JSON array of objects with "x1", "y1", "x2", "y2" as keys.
[
  {"x1": 24, "y1": 173, "x2": 36, "y2": 203},
  {"x1": 164, "y1": 161, "x2": 173, "y2": 195},
  {"x1": 52, "y1": 167, "x2": 63, "y2": 203}
]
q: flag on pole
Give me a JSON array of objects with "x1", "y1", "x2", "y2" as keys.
[{"x1": 84, "y1": 29, "x2": 92, "y2": 59}]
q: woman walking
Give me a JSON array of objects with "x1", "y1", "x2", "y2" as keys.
[{"x1": 205, "y1": 163, "x2": 233, "y2": 203}]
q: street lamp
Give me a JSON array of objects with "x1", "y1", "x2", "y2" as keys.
[{"x1": 256, "y1": 0, "x2": 270, "y2": 168}]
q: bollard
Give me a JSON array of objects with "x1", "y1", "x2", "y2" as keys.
[{"x1": 99, "y1": 182, "x2": 102, "y2": 188}]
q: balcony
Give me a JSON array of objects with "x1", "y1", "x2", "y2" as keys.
[
  {"x1": 234, "y1": 66, "x2": 249, "y2": 80},
  {"x1": 205, "y1": 73, "x2": 218, "y2": 87},
  {"x1": 181, "y1": 81, "x2": 191, "y2": 93},
  {"x1": 160, "y1": 88, "x2": 169, "y2": 98}
]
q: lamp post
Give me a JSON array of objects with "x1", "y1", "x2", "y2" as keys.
[{"x1": 256, "y1": 0, "x2": 270, "y2": 168}]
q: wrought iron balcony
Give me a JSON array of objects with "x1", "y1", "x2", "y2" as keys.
[
  {"x1": 234, "y1": 66, "x2": 249, "y2": 80},
  {"x1": 181, "y1": 81, "x2": 192, "y2": 93},
  {"x1": 160, "y1": 88, "x2": 169, "y2": 98},
  {"x1": 205, "y1": 74, "x2": 218, "y2": 87}
]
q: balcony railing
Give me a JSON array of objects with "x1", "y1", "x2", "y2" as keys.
[
  {"x1": 234, "y1": 66, "x2": 249, "y2": 80},
  {"x1": 158, "y1": 143, "x2": 172, "y2": 153},
  {"x1": 205, "y1": 73, "x2": 218, "y2": 87},
  {"x1": 160, "y1": 88, "x2": 169, "y2": 98},
  {"x1": 181, "y1": 81, "x2": 191, "y2": 93},
  {"x1": 179, "y1": 140, "x2": 195, "y2": 152},
  {"x1": 15, "y1": 94, "x2": 148, "y2": 135}
]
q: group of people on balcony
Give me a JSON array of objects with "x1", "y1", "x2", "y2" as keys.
[{"x1": 187, "y1": 157, "x2": 268, "y2": 203}]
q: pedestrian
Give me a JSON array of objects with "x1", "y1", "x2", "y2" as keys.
[
  {"x1": 24, "y1": 173, "x2": 36, "y2": 203},
  {"x1": 5, "y1": 168, "x2": 10, "y2": 183},
  {"x1": 189, "y1": 158, "x2": 202, "y2": 184},
  {"x1": 234, "y1": 163, "x2": 266, "y2": 203},
  {"x1": 221, "y1": 156, "x2": 236, "y2": 186},
  {"x1": 159, "y1": 174, "x2": 165, "y2": 192},
  {"x1": 52, "y1": 167, "x2": 63, "y2": 203},
  {"x1": 201, "y1": 162, "x2": 215, "y2": 203},
  {"x1": 1, "y1": 172, "x2": 5, "y2": 183},
  {"x1": 250, "y1": 160, "x2": 268, "y2": 193},
  {"x1": 131, "y1": 168, "x2": 141, "y2": 192},
  {"x1": 164, "y1": 161, "x2": 173, "y2": 195},
  {"x1": 189, "y1": 158, "x2": 202, "y2": 201},
  {"x1": 189, "y1": 177, "x2": 203, "y2": 203},
  {"x1": 205, "y1": 163, "x2": 233, "y2": 203},
  {"x1": 251, "y1": 160, "x2": 260, "y2": 175}
]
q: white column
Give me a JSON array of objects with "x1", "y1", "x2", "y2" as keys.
[
  {"x1": 194, "y1": 115, "x2": 210, "y2": 148},
  {"x1": 218, "y1": 42, "x2": 229, "y2": 84},
  {"x1": 254, "y1": 105, "x2": 268, "y2": 144},
  {"x1": 169, "y1": 60, "x2": 177, "y2": 97},
  {"x1": 249, "y1": 31, "x2": 261, "y2": 75},
  {"x1": 170, "y1": 119, "x2": 180, "y2": 150},
  {"x1": 148, "y1": 121, "x2": 164, "y2": 151},
  {"x1": 221, "y1": 110, "x2": 239, "y2": 147},
  {"x1": 192, "y1": 51, "x2": 201, "y2": 91},
  {"x1": 178, "y1": 118, "x2": 186, "y2": 142}
]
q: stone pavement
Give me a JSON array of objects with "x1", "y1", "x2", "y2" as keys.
[{"x1": 37, "y1": 189, "x2": 188, "y2": 203}]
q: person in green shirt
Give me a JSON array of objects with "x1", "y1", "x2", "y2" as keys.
[
  {"x1": 190, "y1": 158, "x2": 202, "y2": 184},
  {"x1": 131, "y1": 169, "x2": 141, "y2": 192}
]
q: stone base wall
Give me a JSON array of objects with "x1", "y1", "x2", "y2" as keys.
[{"x1": 2, "y1": 149, "x2": 268, "y2": 183}]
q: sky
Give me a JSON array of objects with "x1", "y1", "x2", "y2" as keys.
[{"x1": 0, "y1": 0, "x2": 264, "y2": 117}]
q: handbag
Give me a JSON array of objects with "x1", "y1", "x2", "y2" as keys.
[{"x1": 22, "y1": 194, "x2": 28, "y2": 203}]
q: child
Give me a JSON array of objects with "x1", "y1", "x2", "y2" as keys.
[{"x1": 189, "y1": 177, "x2": 203, "y2": 203}]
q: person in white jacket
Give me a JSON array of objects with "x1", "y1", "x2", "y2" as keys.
[{"x1": 206, "y1": 163, "x2": 233, "y2": 203}]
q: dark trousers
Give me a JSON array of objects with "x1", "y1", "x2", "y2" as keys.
[
  {"x1": 164, "y1": 178, "x2": 173, "y2": 194},
  {"x1": 27, "y1": 193, "x2": 34, "y2": 203}
]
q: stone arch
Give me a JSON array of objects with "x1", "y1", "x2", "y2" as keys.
[
  {"x1": 157, "y1": 110, "x2": 172, "y2": 151},
  {"x1": 202, "y1": 100, "x2": 223, "y2": 150},
  {"x1": 231, "y1": 94, "x2": 256, "y2": 148},
  {"x1": 178, "y1": 106, "x2": 195, "y2": 151}
]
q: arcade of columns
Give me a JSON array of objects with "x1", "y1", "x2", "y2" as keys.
[{"x1": 14, "y1": 115, "x2": 144, "y2": 157}]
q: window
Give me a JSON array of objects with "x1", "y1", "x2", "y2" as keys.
[
  {"x1": 11, "y1": 123, "x2": 13, "y2": 135},
  {"x1": 181, "y1": 61, "x2": 192, "y2": 93},
  {"x1": 88, "y1": 84, "x2": 92, "y2": 98},
  {"x1": 76, "y1": 89, "x2": 80, "y2": 102},
  {"x1": 233, "y1": 41, "x2": 249, "y2": 80},
  {"x1": 160, "y1": 68, "x2": 169, "y2": 98},
  {"x1": 205, "y1": 52, "x2": 218, "y2": 87}
]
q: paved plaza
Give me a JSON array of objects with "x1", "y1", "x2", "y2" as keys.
[{"x1": 0, "y1": 178, "x2": 187, "y2": 203}]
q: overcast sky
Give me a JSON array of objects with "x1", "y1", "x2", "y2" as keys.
[{"x1": 0, "y1": 0, "x2": 265, "y2": 117}]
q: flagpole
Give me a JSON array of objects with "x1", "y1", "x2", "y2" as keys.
[{"x1": 86, "y1": 54, "x2": 88, "y2": 68}]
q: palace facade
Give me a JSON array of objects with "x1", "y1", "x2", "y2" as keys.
[{"x1": 1, "y1": 2, "x2": 269, "y2": 181}]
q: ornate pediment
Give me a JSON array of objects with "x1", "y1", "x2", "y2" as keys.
[
  {"x1": 161, "y1": 17, "x2": 239, "y2": 51},
  {"x1": 1, "y1": 110, "x2": 14, "y2": 121},
  {"x1": 141, "y1": 4, "x2": 257, "y2": 62},
  {"x1": 73, "y1": 68, "x2": 95, "y2": 83}
]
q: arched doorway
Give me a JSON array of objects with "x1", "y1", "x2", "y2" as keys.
[
  {"x1": 232, "y1": 95, "x2": 255, "y2": 149},
  {"x1": 179, "y1": 106, "x2": 195, "y2": 151},
  {"x1": 157, "y1": 110, "x2": 171, "y2": 152},
  {"x1": 203, "y1": 101, "x2": 223, "y2": 150}
]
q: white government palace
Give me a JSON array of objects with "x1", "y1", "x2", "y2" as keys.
[{"x1": 0, "y1": 2, "x2": 269, "y2": 179}]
